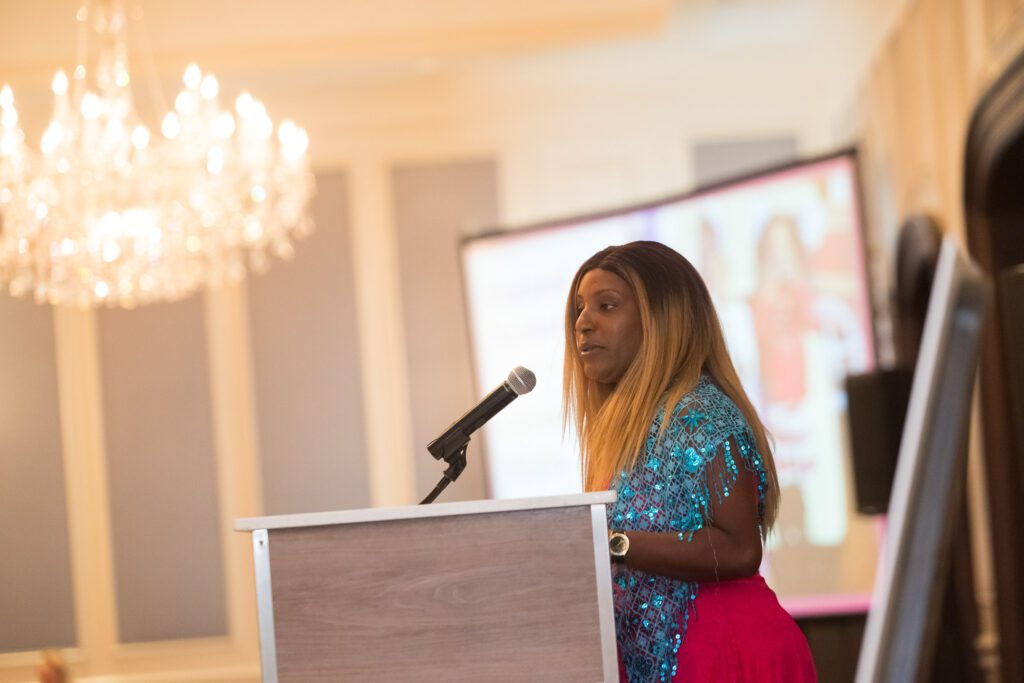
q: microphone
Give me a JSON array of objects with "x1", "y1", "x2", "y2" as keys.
[{"x1": 427, "y1": 366, "x2": 536, "y2": 461}]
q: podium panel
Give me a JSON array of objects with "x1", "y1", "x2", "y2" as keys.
[{"x1": 236, "y1": 492, "x2": 618, "y2": 682}]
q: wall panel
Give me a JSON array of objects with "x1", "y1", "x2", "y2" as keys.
[
  {"x1": 692, "y1": 137, "x2": 796, "y2": 186},
  {"x1": 0, "y1": 298, "x2": 75, "y2": 653},
  {"x1": 392, "y1": 160, "x2": 499, "y2": 503},
  {"x1": 98, "y1": 299, "x2": 226, "y2": 643},
  {"x1": 248, "y1": 171, "x2": 371, "y2": 515}
]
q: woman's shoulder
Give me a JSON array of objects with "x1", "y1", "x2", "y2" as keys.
[
  {"x1": 663, "y1": 375, "x2": 749, "y2": 437},
  {"x1": 670, "y1": 375, "x2": 741, "y2": 414}
]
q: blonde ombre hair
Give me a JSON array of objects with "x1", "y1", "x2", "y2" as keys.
[{"x1": 563, "y1": 241, "x2": 780, "y2": 531}]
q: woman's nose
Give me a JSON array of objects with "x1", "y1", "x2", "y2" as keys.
[{"x1": 575, "y1": 308, "x2": 593, "y2": 334}]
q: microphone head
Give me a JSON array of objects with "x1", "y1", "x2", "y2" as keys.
[{"x1": 507, "y1": 366, "x2": 537, "y2": 395}]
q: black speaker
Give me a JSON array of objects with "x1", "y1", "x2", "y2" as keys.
[{"x1": 845, "y1": 368, "x2": 913, "y2": 515}]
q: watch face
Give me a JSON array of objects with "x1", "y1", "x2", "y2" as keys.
[{"x1": 609, "y1": 533, "x2": 629, "y2": 556}]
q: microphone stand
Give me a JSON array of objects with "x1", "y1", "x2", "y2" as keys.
[{"x1": 419, "y1": 434, "x2": 470, "y2": 505}]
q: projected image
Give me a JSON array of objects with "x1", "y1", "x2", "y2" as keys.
[{"x1": 461, "y1": 152, "x2": 878, "y2": 613}]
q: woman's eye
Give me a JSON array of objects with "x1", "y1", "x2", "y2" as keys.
[{"x1": 600, "y1": 302, "x2": 616, "y2": 311}]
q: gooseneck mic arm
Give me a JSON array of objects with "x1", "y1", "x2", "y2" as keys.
[{"x1": 419, "y1": 366, "x2": 536, "y2": 505}]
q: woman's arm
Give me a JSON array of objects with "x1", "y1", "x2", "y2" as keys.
[{"x1": 616, "y1": 465, "x2": 763, "y2": 582}]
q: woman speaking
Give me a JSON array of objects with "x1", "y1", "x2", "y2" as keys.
[{"x1": 564, "y1": 241, "x2": 817, "y2": 682}]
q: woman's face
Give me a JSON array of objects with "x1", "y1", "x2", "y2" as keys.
[{"x1": 574, "y1": 268, "x2": 643, "y2": 384}]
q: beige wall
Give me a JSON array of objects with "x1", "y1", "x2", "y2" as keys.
[{"x1": 847, "y1": 0, "x2": 1024, "y2": 248}]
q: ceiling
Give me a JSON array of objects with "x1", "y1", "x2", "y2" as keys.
[
  {"x1": 0, "y1": 0, "x2": 675, "y2": 86},
  {"x1": 0, "y1": 0, "x2": 910, "y2": 159}
]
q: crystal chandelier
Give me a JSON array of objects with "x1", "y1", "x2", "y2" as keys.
[{"x1": 0, "y1": 1, "x2": 314, "y2": 308}]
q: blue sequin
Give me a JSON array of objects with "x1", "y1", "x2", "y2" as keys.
[
  {"x1": 607, "y1": 375, "x2": 768, "y2": 683},
  {"x1": 683, "y1": 447, "x2": 702, "y2": 472}
]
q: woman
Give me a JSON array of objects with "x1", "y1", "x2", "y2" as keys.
[{"x1": 564, "y1": 241, "x2": 816, "y2": 682}]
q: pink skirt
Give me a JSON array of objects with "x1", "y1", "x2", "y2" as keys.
[{"x1": 619, "y1": 574, "x2": 817, "y2": 682}]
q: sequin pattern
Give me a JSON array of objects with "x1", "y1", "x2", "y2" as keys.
[{"x1": 608, "y1": 376, "x2": 767, "y2": 682}]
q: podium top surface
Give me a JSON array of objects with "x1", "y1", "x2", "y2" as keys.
[{"x1": 234, "y1": 491, "x2": 616, "y2": 531}]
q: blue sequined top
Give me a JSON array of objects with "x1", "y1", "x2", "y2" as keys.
[{"x1": 607, "y1": 375, "x2": 767, "y2": 682}]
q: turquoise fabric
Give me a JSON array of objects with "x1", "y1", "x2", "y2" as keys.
[{"x1": 608, "y1": 376, "x2": 767, "y2": 682}]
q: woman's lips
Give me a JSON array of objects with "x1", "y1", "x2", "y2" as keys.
[{"x1": 579, "y1": 343, "x2": 604, "y2": 355}]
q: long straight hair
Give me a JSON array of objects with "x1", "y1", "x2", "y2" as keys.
[{"x1": 563, "y1": 241, "x2": 780, "y2": 531}]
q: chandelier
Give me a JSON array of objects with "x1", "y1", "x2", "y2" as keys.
[{"x1": 0, "y1": 1, "x2": 314, "y2": 308}]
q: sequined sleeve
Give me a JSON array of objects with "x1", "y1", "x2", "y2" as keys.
[{"x1": 607, "y1": 376, "x2": 768, "y2": 682}]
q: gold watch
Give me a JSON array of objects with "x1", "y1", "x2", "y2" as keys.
[{"x1": 608, "y1": 531, "x2": 630, "y2": 563}]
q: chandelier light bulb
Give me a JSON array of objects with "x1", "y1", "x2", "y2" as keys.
[
  {"x1": 41, "y1": 122, "x2": 64, "y2": 154},
  {"x1": 114, "y1": 63, "x2": 130, "y2": 87},
  {"x1": 130, "y1": 124, "x2": 150, "y2": 149},
  {"x1": 200, "y1": 74, "x2": 219, "y2": 100},
  {"x1": 174, "y1": 90, "x2": 197, "y2": 116},
  {"x1": 80, "y1": 91, "x2": 102, "y2": 119},
  {"x1": 206, "y1": 146, "x2": 224, "y2": 174},
  {"x1": 278, "y1": 120, "x2": 310, "y2": 161},
  {"x1": 161, "y1": 111, "x2": 180, "y2": 139},
  {"x1": 102, "y1": 240, "x2": 121, "y2": 263},
  {"x1": 52, "y1": 70, "x2": 69, "y2": 95},
  {"x1": 183, "y1": 63, "x2": 202, "y2": 90},
  {"x1": 0, "y1": 0, "x2": 316, "y2": 308},
  {"x1": 235, "y1": 91, "x2": 255, "y2": 117},
  {"x1": 105, "y1": 117, "x2": 125, "y2": 142}
]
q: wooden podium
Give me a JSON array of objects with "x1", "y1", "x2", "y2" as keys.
[{"x1": 235, "y1": 492, "x2": 619, "y2": 682}]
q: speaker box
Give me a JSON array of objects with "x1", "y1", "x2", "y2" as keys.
[{"x1": 845, "y1": 368, "x2": 913, "y2": 515}]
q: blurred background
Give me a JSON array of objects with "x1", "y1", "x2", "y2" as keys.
[{"x1": 2, "y1": 0, "x2": 1023, "y2": 681}]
